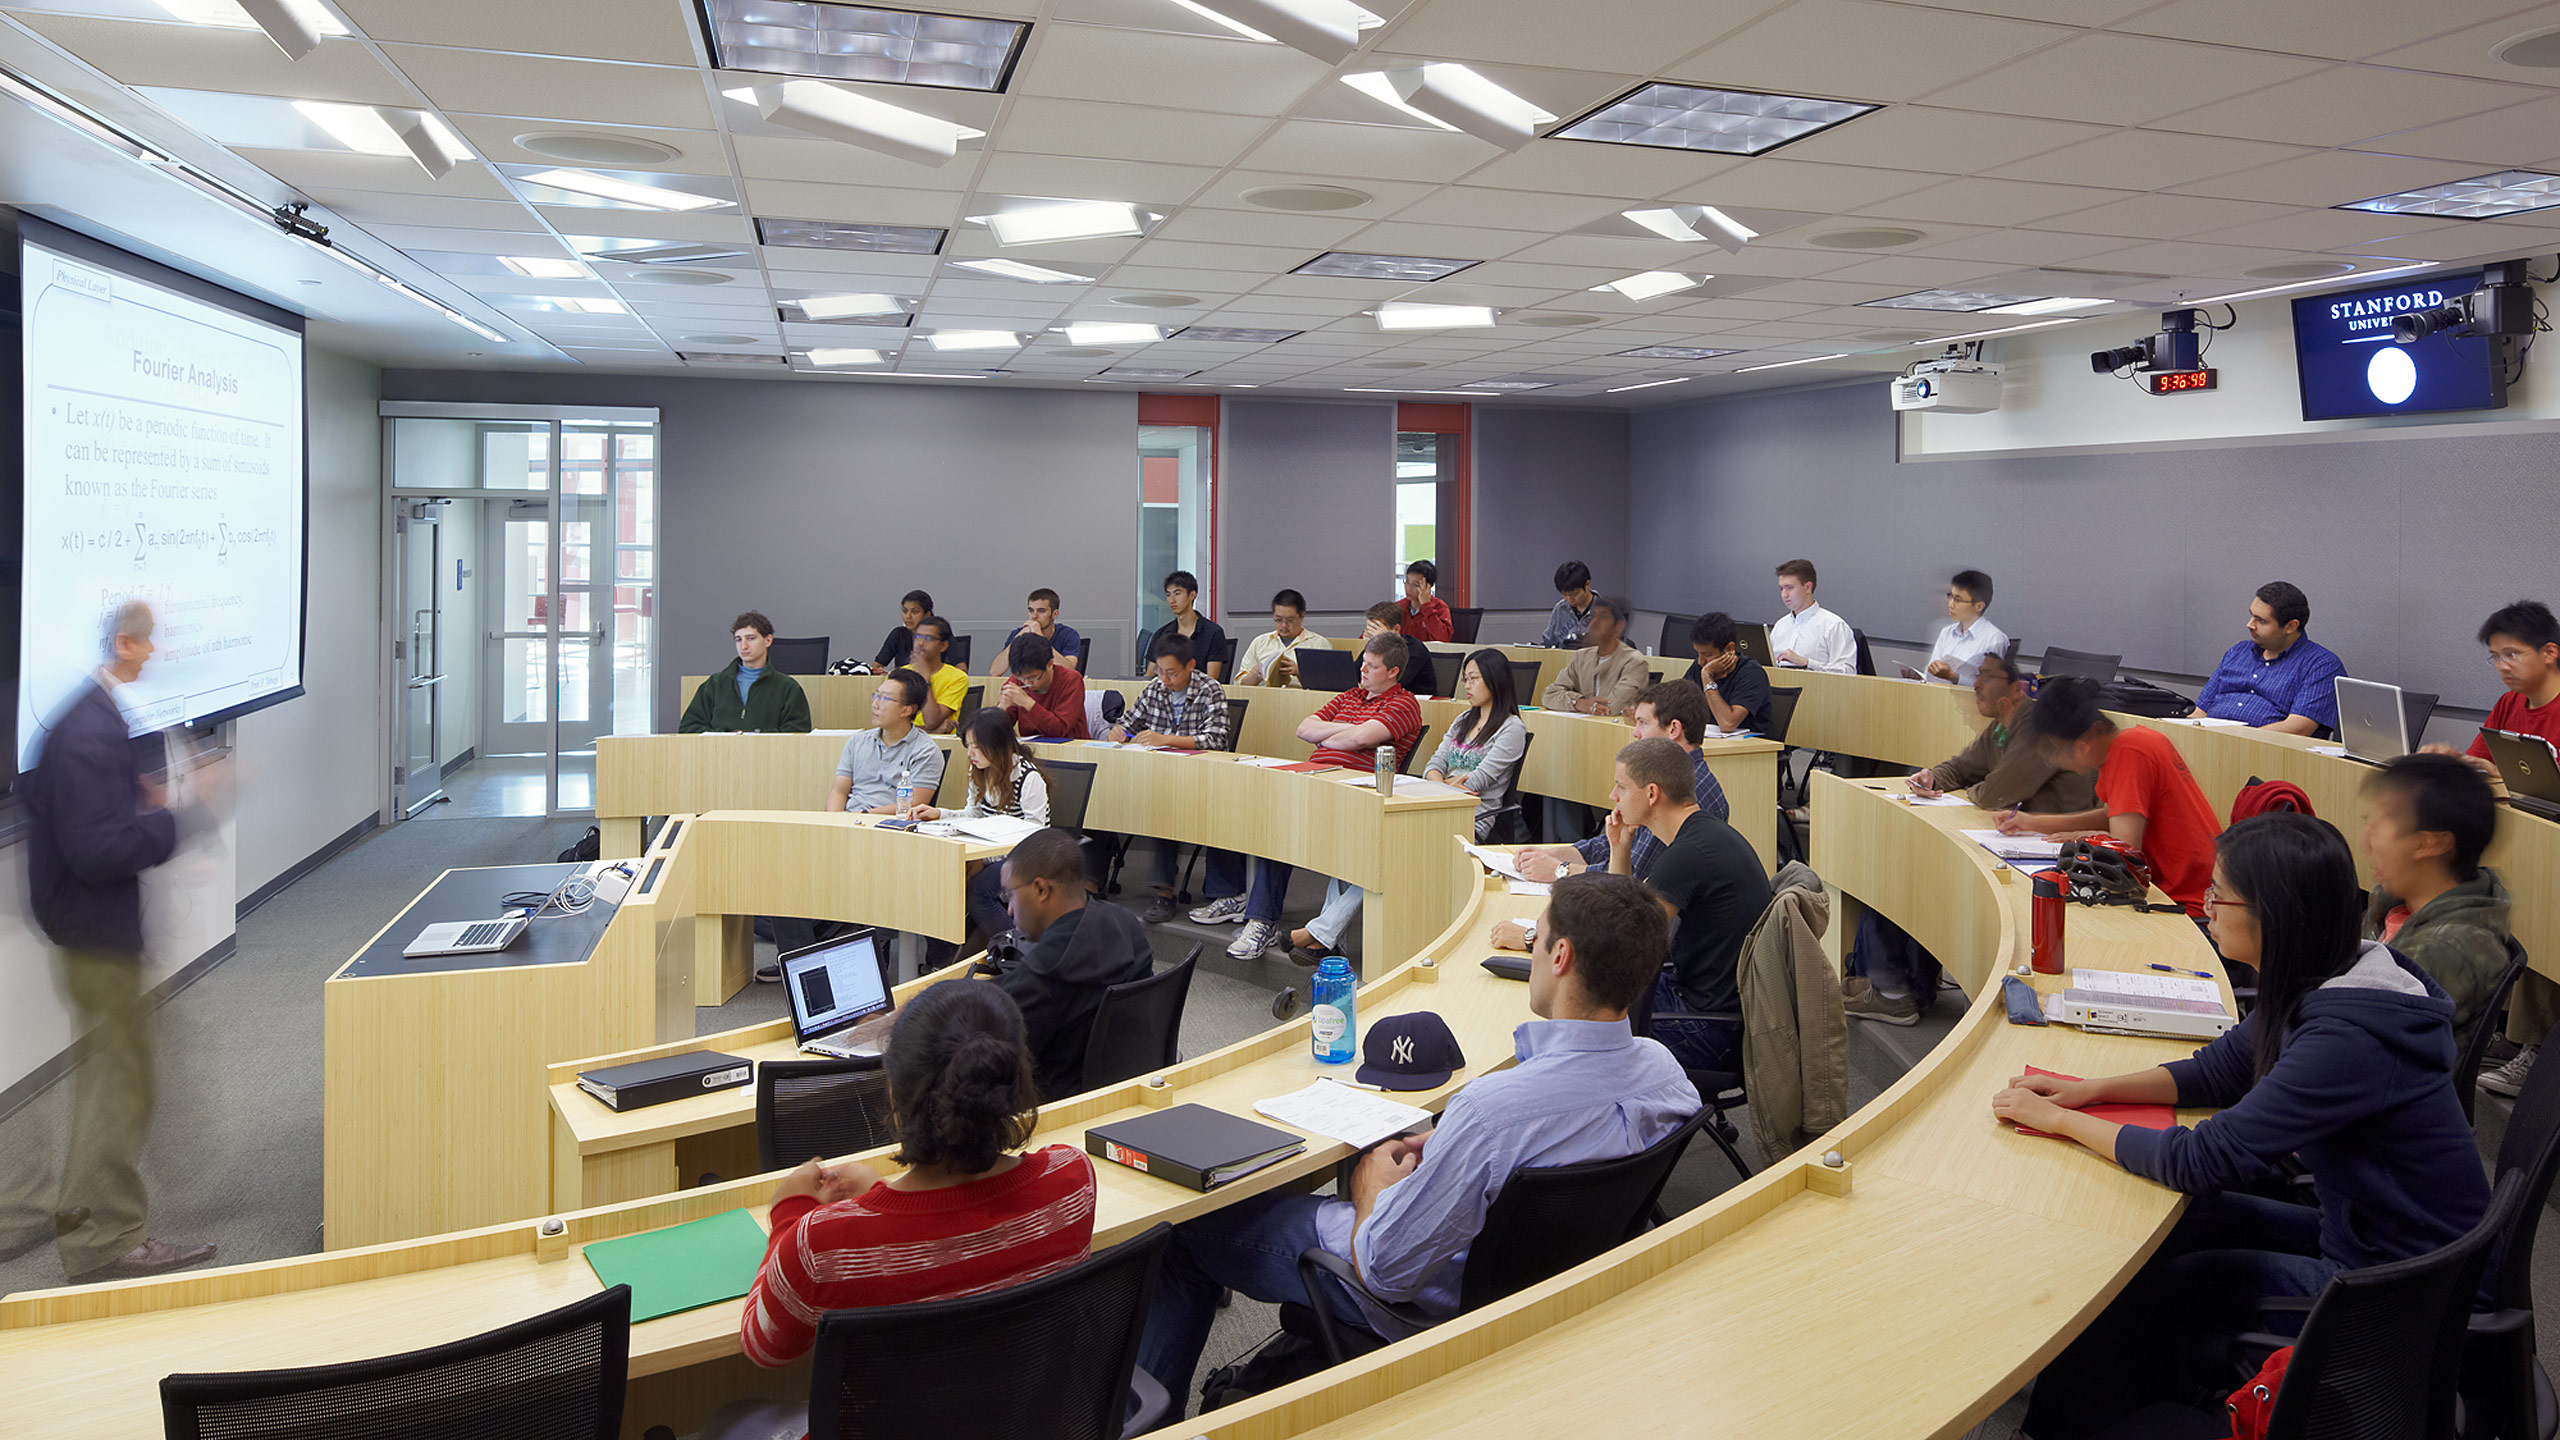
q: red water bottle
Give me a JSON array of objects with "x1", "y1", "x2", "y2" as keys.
[{"x1": 2031, "y1": 867, "x2": 2067, "y2": 975}]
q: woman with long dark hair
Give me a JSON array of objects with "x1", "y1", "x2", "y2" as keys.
[
  {"x1": 1423, "y1": 647, "x2": 1528, "y2": 841},
  {"x1": 907, "y1": 709, "x2": 1048, "y2": 942},
  {"x1": 1994, "y1": 812, "x2": 2490, "y2": 1438}
]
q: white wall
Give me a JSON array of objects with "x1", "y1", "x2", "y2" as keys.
[{"x1": 1904, "y1": 285, "x2": 2560, "y2": 457}]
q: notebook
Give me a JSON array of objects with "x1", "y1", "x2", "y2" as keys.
[
  {"x1": 2008, "y1": 1066, "x2": 2177, "y2": 1140},
  {"x1": 581, "y1": 1208, "x2": 769, "y2": 1321},
  {"x1": 1085, "y1": 1104, "x2": 1306, "y2": 1191}
]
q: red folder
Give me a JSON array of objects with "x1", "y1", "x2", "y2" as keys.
[{"x1": 2011, "y1": 1066, "x2": 2177, "y2": 1139}]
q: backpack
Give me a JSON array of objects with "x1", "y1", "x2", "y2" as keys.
[
  {"x1": 556, "y1": 825, "x2": 600, "y2": 864},
  {"x1": 2224, "y1": 1344, "x2": 2292, "y2": 1440},
  {"x1": 2231, "y1": 776, "x2": 2316, "y2": 822}
]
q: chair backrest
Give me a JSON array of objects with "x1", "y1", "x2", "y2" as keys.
[
  {"x1": 807, "y1": 1223, "x2": 1172, "y2": 1440},
  {"x1": 2488, "y1": 942, "x2": 2560, "y2": 1313},
  {"x1": 1045, "y1": 759, "x2": 1097, "y2": 833},
  {"x1": 2456, "y1": 938, "x2": 2531, "y2": 1125},
  {"x1": 955, "y1": 682, "x2": 982, "y2": 733},
  {"x1": 1076, "y1": 636, "x2": 1093, "y2": 672},
  {"x1": 2399, "y1": 689, "x2": 2440, "y2": 750},
  {"x1": 1220, "y1": 634, "x2": 1239, "y2": 673},
  {"x1": 1456, "y1": 1109, "x2": 1710, "y2": 1313},
  {"x1": 1506, "y1": 657, "x2": 1541, "y2": 705},
  {"x1": 1081, "y1": 945, "x2": 1199, "y2": 1091},
  {"x1": 769, "y1": 636, "x2": 832, "y2": 676},
  {"x1": 1764, "y1": 686, "x2": 1802, "y2": 744},
  {"x1": 1660, "y1": 612, "x2": 1699, "y2": 659},
  {"x1": 2003, "y1": 635, "x2": 2022, "y2": 664},
  {"x1": 946, "y1": 634, "x2": 973, "y2": 671},
  {"x1": 1851, "y1": 627, "x2": 1875, "y2": 677},
  {"x1": 1221, "y1": 696, "x2": 1250, "y2": 752},
  {"x1": 2264, "y1": 1169, "x2": 2521, "y2": 1440},
  {"x1": 756, "y1": 1056, "x2": 899, "y2": 1173},
  {"x1": 163, "y1": 1286, "x2": 631, "y2": 1440},
  {"x1": 1449, "y1": 607, "x2": 1484, "y2": 643},
  {"x1": 1294, "y1": 645, "x2": 1358, "y2": 692},
  {"x1": 2040, "y1": 646, "x2": 2121, "y2": 682}
]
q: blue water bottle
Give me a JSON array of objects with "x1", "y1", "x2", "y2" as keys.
[{"x1": 1311, "y1": 956, "x2": 1357, "y2": 1065}]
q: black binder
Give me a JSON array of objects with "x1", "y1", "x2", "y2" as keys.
[
  {"x1": 576, "y1": 1051, "x2": 753, "y2": 1112},
  {"x1": 1085, "y1": 1104, "x2": 1306, "y2": 1192}
]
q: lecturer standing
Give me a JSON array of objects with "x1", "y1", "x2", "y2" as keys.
[{"x1": 0, "y1": 601, "x2": 214, "y2": 1281}]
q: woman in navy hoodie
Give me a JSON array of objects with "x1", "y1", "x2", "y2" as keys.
[{"x1": 1993, "y1": 812, "x2": 2491, "y2": 1440}]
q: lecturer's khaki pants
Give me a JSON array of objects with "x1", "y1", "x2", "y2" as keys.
[{"x1": 0, "y1": 950, "x2": 156, "y2": 1276}]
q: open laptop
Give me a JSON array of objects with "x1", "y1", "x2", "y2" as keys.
[
  {"x1": 783, "y1": 930, "x2": 896, "y2": 1059},
  {"x1": 1292, "y1": 645, "x2": 1358, "y2": 692},
  {"x1": 1734, "y1": 622, "x2": 1774, "y2": 668},
  {"x1": 401, "y1": 868, "x2": 583, "y2": 958},
  {"x1": 2333, "y1": 677, "x2": 2414, "y2": 765},
  {"x1": 2482, "y1": 729, "x2": 2560, "y2": 822}
]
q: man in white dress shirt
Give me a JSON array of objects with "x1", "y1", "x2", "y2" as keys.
[
  {"x1": 1770, "y1": 558, "x2": 1856, "y2": 674},
  {"x1": 1925, "y1": 569, "x2": 2008, "y2": 684}
]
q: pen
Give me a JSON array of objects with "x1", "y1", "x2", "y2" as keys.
[
  {"x1": 2147, "y1": 963, "x2": 2212, "y2": 979},
  {"x1": 1330, "y1": 1077, "x2": 1386, "y2": 1091}
]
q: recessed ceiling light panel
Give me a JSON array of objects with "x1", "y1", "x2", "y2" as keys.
[
  {"x1": 1172, "y1": 325, "x2": 1300, "y2": 343},
  {"x1": 1095, "y1": 365, "x2": 1199, "y2": 380},
  {"x1": 517, "y1": 166, "x2": 732, "y2": 211},
  {"x1": 756, "y1": 216, "x2": 946, "y2": 252},
  {"x1": 800, "y1": 347, "x2": 887, "y2": 366},
  {"x1": 1293, "y1": 251, "x2": 1478, "y2": 281},
  {"x1": 1346, "y1": 63, "x2": 1553, "y2": 148},
  {"x1": 954, "y1": 257, "x2": 1090, "y2": 283},
  {"x1": 1374, "y1": 302, "x2": 1495, "y2": 330},
  {"x1": 678, "y1": 351, "x2": 788, "y2": 364},
  {"x1": 1862, "y1": 288, "x2": 2047, "y2": 312},
  {"x1": 1459, "y1": 379, "x2": 1554, "y2": 391},
  {"x1": 925, "y1": 329, "x2": 1021, "y2": 350},
  {"x1": 1612, "y1": 344, "x2": 1732, "y2": 360},
  {"x1": 1597, "y1": 270, "x2": 1701, "y2": 301},
  {"x1": 978, "y1": 200, "x2": 1145, "y2": 245},
  {"x1": 793, "y1": 292, "x2": 909, "y2": 319},
  {"x1": 1061, "y1": 321, "x2": 1163, "y2": 345},
  {"x1": 700, "y1": 0, "x2": 1029, "y2": 92},
  {"x1": 1556, "y1": 82, "x2": 1878, "y2": 156},
  {"x1": 2338, "y1": 169, "x2": 2560, "y2": 219}
]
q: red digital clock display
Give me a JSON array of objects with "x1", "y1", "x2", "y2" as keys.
[{"x1": 2148, "y1": 368, "x2": 2217, "y2": 394}]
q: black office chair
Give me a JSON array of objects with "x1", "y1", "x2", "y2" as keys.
[
  {"x1": 2464, "y1": 986, "x2": 2560, "y2": 1440},
  {"x1": 1507, "y1": 657, "x2": 1542, "y2": 707},
  {"x1": 1288, "y1": 1109, "x2": 1710, "y2": 1364},
  {"x1": 1629, "y1": 979, "x2": 1752, "y2": 1180},
  {"x1": 162, "y1": 1286, "x2": 632, "y2": 1440},
  {"x1": 2040, "y1": 646, "x2": 2121, "y2": 682},
  {"x1": 769, "y1": 636, "x2": 832, "y2": 676},
  {"x1": 2455, "y1": 939, "x2": 2532, "y2": 1125},
  {"x1": 1661, "y1": 612, "x2": 1700, "y2": 659},
  {"x1": 756, "y1": 1055, "x2": 899, "y2": 1173},
  {"x1": 955, "y1": 682, "x2": 982, "y2": 734},
  {"x1": 946, "y1": 634, "x2": 972, "y2": 671},
  {"x1": 1479, "y1": 729, "x2": 1538, "y2": 844},
  {"x1": 1767, "y1": 686, "x2": 1807, "y2": 853},
  {"x1": 805, "y1": 1223, "x2": 1175, "y2": 1440},
  {"x1": 1077, "y1": 636, "x2": 1094, "y2": 672},
  {"x1": 2106, "y1": 1171, "x2": 2521, "y2": 1440},
  {"x1": 2003, "y1": 635, "x2": 2023, "y2": 666},
  {"x1": 1045, "y1": 760, "x2": 1098, "y2": 832},
  {"x1": 1449, "y1": 607, "x2": 1484, "y2": 643},
  {"x1": 1222, "y1": 695, "x2": 1250, "y2": 752},
  {"x1": 1763, "y1": 686, "x2": 1801, "y2": 744},
  {"x1": 2399, "y1": 688, "x2": 2441, "y2": 750},
  {"x1": 1851, "y1": 627, "x2": 1875, "y2": 677},
  {"x1": 1293, "y1": 646, "x2": 1358, "y2": 692},
  {"x1": 1081, "y1": 945, "x2": 1199, "y2": 1091},
  {"x1": 1218, "y1": 635, "x2": 1239, "y2": 677}
]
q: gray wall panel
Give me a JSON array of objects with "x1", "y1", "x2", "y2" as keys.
[
  {"x1": 1471, "y1": 407, "x2": 1630, "y2": 610},
  {"x1": 1220, "y1": 398, "x2": 1394, "y2": 614},
  {"x1": 1628, "y1": 380, "x2": 2554, "y2": 715}
]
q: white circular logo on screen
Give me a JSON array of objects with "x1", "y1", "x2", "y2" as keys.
[{"x1": 2366, "y1": 346, "x2": 2418, "y2": 406}]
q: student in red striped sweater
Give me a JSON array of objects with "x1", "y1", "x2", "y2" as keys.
[{"x1": 704, "y1": 982, "x2": 1098, "y2": 1440}]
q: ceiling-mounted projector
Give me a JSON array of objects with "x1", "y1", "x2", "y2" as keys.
[{"x1": 1890, "y1": 359, "x2": 2003, "y2": 413}]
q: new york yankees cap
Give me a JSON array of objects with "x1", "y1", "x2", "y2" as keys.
[{"x1": 1356, "y1": 1011, "x2": 1465, "y2": 1091}]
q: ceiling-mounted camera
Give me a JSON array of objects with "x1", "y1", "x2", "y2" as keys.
[
  {"x1": 2393, "y1": 258, "x2": 2537, "y2": 344},
  {"x1": 2090, "y1": 308, "x2": 2202, "y2": 375}
]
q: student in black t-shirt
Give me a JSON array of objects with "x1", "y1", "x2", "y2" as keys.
[
  {"x1": 1605, "y1": 737, "x2": 1773, "y2": 1072},
  {"x1": 1684, "y1": 612, "x2": 1774, "y2": 735},
  {"x1": 1364, "y1": 602, "x2": 1439, "y2": 697},
  {"x1": 872, "y1": 588, "x2": 935, "y2": 669}
]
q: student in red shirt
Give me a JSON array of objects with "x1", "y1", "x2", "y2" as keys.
[
  {"x1": 1995, "y1": 675, "x2": 2224, "y2": 918},
  {"x1": 2447, "y1": 600, "x2": 2560, "y2": 769},
  {"x1": 1399, "y1": 559, "x2": 1453, "y2": 643},
  {"x1": 709, "y1": 982, "x2": 1097, "y2": 1439},
  {"x1": 998, "y1": 632, "x2": 1088, "y2": 740}
]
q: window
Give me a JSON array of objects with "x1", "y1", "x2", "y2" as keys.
[
  {"x1": 1393, "y1": 403, "x2": 1470, "y2": 604},
  {"x1": 1137, "y1": 395, "x2": 1218, "y2": 668}
]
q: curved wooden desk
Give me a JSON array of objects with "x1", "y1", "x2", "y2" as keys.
[
  {"x1": 1134, "y1": 770, "x2": 2225, "y2": 1440},
  {"x1": 0, "y1": 837, "x2": 1539, "y2": 1440}
]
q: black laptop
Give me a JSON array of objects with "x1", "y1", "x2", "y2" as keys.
[{"x1": 1292, "y1": 645, "x2": 1359, "y2": 693}]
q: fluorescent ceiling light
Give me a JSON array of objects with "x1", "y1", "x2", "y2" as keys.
[
  {"x1": 1733, "y1": 352, "x2": 1847, "y2": 373},
  {"x1": 724, "y1": 80, "x2": 983, "y2": 167},
  {"x1": 925, "y1": 329, "x2": 1020, "y2": 350},
  {"x1": 1607, "y1": 377, "x2": 1693, "y2": 393},
  {"x1": 1597, "y1": 271, "x2": 1700, "y2": 302},
  {"x1": 156, "y1": 0, "x2": 348, "y2": 57},
  {"x1": 523, "y1": 296, "x2": 627, "y2": 315},
  {"x1": 678, "y1": 351, "x2": 788, "y2": 365},
  {"x1": 1062, "y1": 321, "x2": 1162, "y2": 345},
  {"x1": 1460, "y1": 379, "x2": 1553, "y2": 391},
  {"x1": 979, "y1": 200, "x2": 1143, "y2": 245},
  {"x1": 802, "y1": 347, "x2": 886, "y2": 366},
  {"x1": 1375, "y1": 302, "x2": 1495, "y2": 331},
  {"x1": 2184, "y1": 264, "x2": 2433, "y2": 308},
  {"x1": 580, "y1": 240, "x2": 751, "y2": 265},
  {"x1": 1344, "y1": 64, "x2": 1553, "y2": 148},
  {"x1": 1293, "y1": 251, "x2": 1477, "y2": 281},
  {"x1": 1094, "y1": 366, "x2": 1198, "y2": 380},
  {"x1": 1613, "y1": 345, "x2": 1731, "y2": 360},
  {"x1": 2338, "y1": 169, "x2": 2560, "y2": 219},
  {"x1": 699, "y1": 0, "x2": 1028, "y2": 91},
  {"x1": 1557, "y1": 82, "x2": 1878, "y2": 156},
  {"x1": 521, "y1": 167, "x2": 730, "y2": 211},
  {"x1": 951, "y1": 256, "x2": 1090, "y2": 283},
  {"x1": 1906, "y1": 318, "x2": 2078, "y2": 344},
  {"x1": 291, "y1": 101, "x2": 467, "y2": 178},
  {"x1": 1342, "y1": 386, "x2": 1485, "y2": 395},
  {"x1": 888, "y1": 370, "x2": 1001, "y2": 378},
  {"x1": 1163, "y1": 0, "x2": 1379, "y2": 61},
  {"x1": 1172, "y1": 326, "x2": 1300, "y2": 343},
  {"x1": 756, "y1": 217, "x2": 945, "y2": 253},
  {"x1": 1982, "y1": 296, "x2": 2109, "y2": 316},
  {"x1": 1621, "y1": 203, "x2": 1756, "y2": 253},
  {"x1": 498, "y1": 256, "x2": 587, "y2": 279},
  {"x1": 1862, "y1": 288, "x2": 2049, "y2": 313},
  {"x1": 796, "y1": 292, "x2": 907, "y2": 319}
]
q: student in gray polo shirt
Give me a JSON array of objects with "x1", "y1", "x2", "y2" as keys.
[{"x1": 763, "y1": 669, "x2": 946, "y2": 981}]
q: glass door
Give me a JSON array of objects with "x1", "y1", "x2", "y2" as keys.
[
  {"x1": 395, "y1": 500, "x2": 446, "y2": 817},
  {"x1": 1137, "y1": 422, "x2": 1212, "y2": 658}
]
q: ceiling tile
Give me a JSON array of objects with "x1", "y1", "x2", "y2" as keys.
[
  {"x1": 1242, "y1": 119, "x2": 1502, "y2": 183},
  {"x1": 2028, "y1": 192, "x2": 2303, "y2": 240},
  {"x1": 740, "y1": 179, "x2": 963, "y2": 226},
  {"x1": 1146, "y1": 210, "x2": 1370, "y2": 247},
  {"x1": 2173, "y1": 148, "x2": 2495, "y2": 206},
  {"x1": 365, "y1": 224, "x2": 565, "y2": 254},
  {"x1": 723, "y1": 134, "x2": 975, "y2": 188},
  {"x1": 442, "y1": 115, "x2": 728, "y2": 174},
  {"x1": 1681, "y1": 0, "x2": 2069, "y2": 104},
  {"x1": 1378, "y1": 0, "x2": 1783, "y2": 73},
  {"x1": 1387, "y1": 185, "x2": 1625, "y2": 232},
  {"x1": 310, "y1": 190, "x2": 543, "y2": 230},
  {"x1": 1879, "y1": 0, "x2": 2157, "y2": 24},
  {"x1": 1986, "y1": 128, "x2": 2316, "y2": 190},
  {"x1": 1336, "y1": 218, "x2": 1549, "y2": 256},
  {"x1": 991, "y1": 96, "x2": 1271, "y2": 167},
  {"x1": 2361, "y1": 2, "x2": 2560, "y2": 85},
  {"x1": 1769, "y1": 105, "x2": 2109, "y2": 175},
  {"x1": 2348, "y1": 92, "x2": 2560, "y2": 166},
  {"x1": 378, "y1": 46, "x2": 714, "y2": 128},
  {"x1": 1190, "y1": 169, "x2": 1434, "y2": 216},
  {"x1": 1901, "y1": 226, "x2": 2172, "y2": 266},
  {"x1": 13, "y1": 16, "x2": 413, "y2": 103},
  {"x1": 234, "y1": 148, "x2": 519, "y2": 200},
  {"x1": 1013, "y1": 23, "x2": 1328, "y2": 114},
  {"x1": 2158, "y1": 65, "x2": 2540, "y2": 149},
  {"x1": 2329, "y1": 219, "x2": 2560, "y2": 262},
  {"x1": 334, "y1": 0, "x2": 701, "y2": 64},
  {"x1": 2187, "y1": 210, "x2": 2473, "y2": 252},
  {"x1": 2111, "y1": 0, "x2": 2549, "y2": 63},
  {"x1": 1918, "y1": 33, "x2": 2327, "y2": 126},
  {"x1": 1864, "y1": 176, "x2": 2139, "y2": 226},
  {"x1": 2065, "y1": 238, "x2": 2300, "y2": 278},
  {"x1": 1662, "y1": 157, "x2": 1939, "y2": 212},
  {"x1": 969, "y1": 152, "x2": 1220, "y2": 203},
  {"x1": 530, "y1": 206, "x2": 753, "y2": 242},
  {"x1": 1457, "y1": 139, "x2": 1742, "y2": 200},
  {"x1": 1802, "y1": 253, "x2": 2011, "y2": 286},
  {"x1": 1126, "y1": 237, "x2": 1324, "y2": 271}
]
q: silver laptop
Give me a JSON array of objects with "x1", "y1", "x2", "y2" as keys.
[
  {"x1": 784, "y1": 930, "x2": 896, "y2": 1059},
  {"x1": 401, "y1": 914, "x2": 527, "y2": 958},
  {"x1": 2333, "y1": 677, "x2": 2413, "y2": 765}
]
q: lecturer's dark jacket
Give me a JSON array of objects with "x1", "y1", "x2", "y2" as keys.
[
  {"x1": 991, "y1": 899, "x2": 1157, "y2": 1101},
  {"x1": 25, "y1": 678, "x2": 177, "y2": 956}
]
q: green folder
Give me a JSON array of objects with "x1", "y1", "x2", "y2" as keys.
[{"x1": 582, "y1": 1208, "x2": 770, "y2": 1322}]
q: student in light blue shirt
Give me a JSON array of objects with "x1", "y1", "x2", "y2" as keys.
[
  {"x1": 1536, "y1": 560, "x2": 1597, "y2": 648},
  {"x1": 1135, "y1": 872, "x2": 1697, "y2": 1391},
  {"x1": 2194, "y1": 581, "x2": 2347, "y2": 736}
]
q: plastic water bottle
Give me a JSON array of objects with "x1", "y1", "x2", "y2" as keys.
[
  {"x1": 1311, "y1": 956, "x2": 1357, "y2": 1065},
  {"x1": 894, "y1": 765, "x2": 914, "y2": 816}
]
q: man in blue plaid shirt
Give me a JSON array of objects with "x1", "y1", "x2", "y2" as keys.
[{"x1": 1106, "y1": 635, "x2": 1234, "y2": 922}]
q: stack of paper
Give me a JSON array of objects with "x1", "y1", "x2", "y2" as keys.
[
  {"x1": 1464, "y1": 844, "x2": 1532, "y2": 881},
  {"x1": 948, "y1": 813, "x2": 1044, "y2": 845},
  {"x1": 1960, "y1": 828, "x2": 2064, "y2": 862},
  {"x1": 1254, "y1": 1079, "x2": 1433, "y2": 1148}
]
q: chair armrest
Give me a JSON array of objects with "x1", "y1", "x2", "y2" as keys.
[
  {"x1": 2470, "y1": 1306, "x2": 2535, "y2": 1338},
  {"x1": 1295, "y1": 1248, "x2": 1430, "y2": 1361},
  {"x1": 1649, "y1": 1001, "x2": 1743, "y2": 1029},
  {"x1": 2253, "y1": 1296, "x2": 2314, "y2": 1318}
]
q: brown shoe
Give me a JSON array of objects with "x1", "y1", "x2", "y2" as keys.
[{"x1": 73, "y1": 1237, "x2": 217, "y2": 1282}]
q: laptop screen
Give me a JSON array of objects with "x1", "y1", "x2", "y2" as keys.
[{"x1": 782, "y1": 932, "x2": 892, "y2": 1042}]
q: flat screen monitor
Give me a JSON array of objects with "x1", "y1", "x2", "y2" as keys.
[{"x1": 2292, "y1": 269, "x2": 2506, "y2": 422}]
